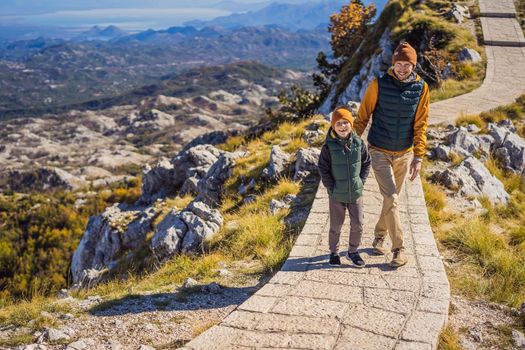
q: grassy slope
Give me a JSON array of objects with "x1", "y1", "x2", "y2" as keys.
[
  {"x1": 424, "y1": 96, "x2": 525, "y2": 348},
  {"x1": 0, "y1": 115, "x2": 329, "y2": 346}
]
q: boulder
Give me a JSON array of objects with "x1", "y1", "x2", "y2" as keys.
[
  {"x1": 432, "y1": 156, "x2": 509, "y2": 204},
  {"x1": 151, "y1": 209, "x2": 186, "y2": 262},
  {"x1": 66, "y1": 338, "x2": 96, "y2": 350},
  {"x1": 139, "y1": 158, "x2": 175, "y2": 203},
  {"x1": 447, "y1": 4, "x2": 470, "y2": 23},
  {"x1": 182, "y1": 277, "x2": 198, "y2": 288},
  {"x1": 432, "y1": 144, "x2": 451, "y2": 161},
  {"x1": 40, "y1": 328, "x2": 71, "y2": 342},
  {"x1": 179, "y1": 176, "x2": 199, "y2": 196},
  {"x1": 269, "y1": 199, "x2": 289, "y2": 214},
  {"x1": 71, "y1": 204, "x2": 157, "y2": 286},
  {"x1": 294, "y1": 148, "x2": 321, "y2": 181},
  {"x1": 196, "y1": 153, "x2": 237, "y2": 206},
  {"x1": 140, "y1": 144, "x2": 224, "y2": 203},
  {"x1": 459, "y1": 48, "x2": 481, "y2": 63},
  {"x1": 448, "y1": 127, "x2": 492, "y2": 156},
  {"x1": 151, "y1": 201, "x2": 223, "y2": 261},
  {"x1": 512, "y1": 330, "x2": 525, "y2": 348},
  {"x1": 467, "y1": 124, "x2": 481, "y2": 133},
  {"x1": 18, "y1": 345, "x2": 48, "y2": 350},
  {"x1": 261, "y1": 145, "x2": 291, "y2": 182},
  {"x1": 489, "y1": 123, "x2": 525, "y2": 176}
]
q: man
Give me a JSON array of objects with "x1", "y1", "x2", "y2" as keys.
[{"x1": 353, "y1": 41, "x2": 430, "y2": 268}]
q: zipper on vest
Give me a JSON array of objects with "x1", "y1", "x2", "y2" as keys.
[{"x1": 346, "y1": 138, "x2": 353, "y2": 203}]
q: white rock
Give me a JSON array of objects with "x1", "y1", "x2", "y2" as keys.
[{"x1": 183, "y1": 277, "x2": 198, "y2": 288}]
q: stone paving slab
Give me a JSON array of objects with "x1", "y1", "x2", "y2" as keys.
[
  {"x1": 481, "y1": 17, "x2": 525, "y2": 46},
  {"x1": 479, "y1": 0, "x2": 517, "y2": 16},
  {"x1": 181, "y1": 0, "x2": 525, "y2": 348}
]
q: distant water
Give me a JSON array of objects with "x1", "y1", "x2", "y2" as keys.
[{"x1": 0, "y1": 7, "x2": 232, "y2": 32}]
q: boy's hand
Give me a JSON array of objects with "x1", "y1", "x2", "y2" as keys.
[{"x1": 409, "y1": 158, "x2": 422, "y2": 181}]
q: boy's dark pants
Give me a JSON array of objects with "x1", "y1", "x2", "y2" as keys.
[{"x1": 328, "y1": 196, "x2": 364, "y2": 254}]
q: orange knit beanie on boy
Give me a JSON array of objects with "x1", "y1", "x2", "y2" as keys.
[{"x1": 331, "y1": 108, "x2": 354, "y2": 128}]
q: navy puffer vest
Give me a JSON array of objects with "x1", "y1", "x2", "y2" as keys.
[{"x1": 368, "y1": 73, "x2": 424, "y2": 151}]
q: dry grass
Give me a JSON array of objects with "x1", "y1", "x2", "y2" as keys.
[
  {"x1": 430, "y1": 78, "x2": 484, "y2": 103},
  {"x1": 438, "y1": 325, "x2": 464, "y2": 350},
  {"x1": 0, "y1": 295, "x2": 71, "y2": 329},
  {"x1": 448, "y1": 152, "x2": 464, "y2": 166},
  {"x1": 455, "y1": 113, "x2": 486, "y2": 130},
  {"x1": 152, "y1": 195, "x2": 195, "y2": 228},
  {"x1": 422, "y1": 180, "x2": 447, "y2": 225}
]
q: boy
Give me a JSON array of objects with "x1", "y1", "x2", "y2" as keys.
[{"x1": 318, "y1": 107, "x2": 371, "y2": 267}]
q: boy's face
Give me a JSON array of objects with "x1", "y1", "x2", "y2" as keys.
[
  {"x1": 334, "y1": 119, "x2": 352, "y2": 139},
  {"x1": 393, "y1": 60, "x2": 414, "y2": 80}
]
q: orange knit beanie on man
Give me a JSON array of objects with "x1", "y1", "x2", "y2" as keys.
[
  {"x1": 331, "y1": 107, "x2": 355, "y2": 128},
  {"x1": 392, "y1": 42, "x2": 417, "y2": 66}
]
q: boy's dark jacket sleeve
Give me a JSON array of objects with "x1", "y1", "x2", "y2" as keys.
[
  {"x1": 318, "y1": 144, "x2": 335, "y2": 191},
  {"x1": 360, "y1": 142, "x2": 371, "y2": 185}
]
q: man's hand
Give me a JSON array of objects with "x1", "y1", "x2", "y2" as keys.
[{"x1": 409, "y1": 158, "x2": 422, "y2": 181}]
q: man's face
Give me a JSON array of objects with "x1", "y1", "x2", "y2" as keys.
[
  {"x1": 334, "y1": 119, "x2": 352, "y2": 139},
  {"x1": 393, "y1": 60, "x2": 414, "y2": 80}
]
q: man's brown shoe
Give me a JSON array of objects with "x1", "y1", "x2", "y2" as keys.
[
  {"x1": 372, "y1": 237, "x2": 386, "y2": 255},
  {"x1": 391, "y1": 248, "x2": 408, "y2": 267}
]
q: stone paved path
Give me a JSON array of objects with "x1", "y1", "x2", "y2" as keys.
[
  {"x1": 182, "y1": 176, "x2": 449, "y2": 350},
  {"x1": 181, "y1": 1, "x2": 525, "y2": 348},
  {"x1": 430, "y1": 0, "x2": 525, "y2": 125}
]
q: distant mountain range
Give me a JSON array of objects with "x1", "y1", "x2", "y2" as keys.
[
  {"x1": 186, "y1": 0, "x2": 388, "y2": 30},
  {"x1": 0, "y1": 25, "x2": 327, "y2": 117},
  {"x1": 0, "y1": 0, "x2": 387, "y2": 40},
  {"x1": 72, "y1": 25, "x2": 128, "y2": 42}
]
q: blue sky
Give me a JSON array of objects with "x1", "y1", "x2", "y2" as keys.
[{"x1": 0, "y1": 0, "x2": 312, "y2": 30}]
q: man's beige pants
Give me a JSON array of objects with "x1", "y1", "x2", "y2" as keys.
[{"x1": 369, "y1": 148, "x2": 412, "y2": 251}]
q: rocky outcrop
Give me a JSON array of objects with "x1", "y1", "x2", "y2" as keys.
[
  {"x1": 261, "y1": 145, "x2": 291, "y2": 182},
  {"x1": 338, "y1": 30, "x2": 393, "y2": 105},
  {"x1": 139, "y1": 145, "x2": 224, "y2": 203},
  {"x1": 446, "y1": 4, "x2": 470, "y2": 23},
  {"x1": 0, "y1": 167, "x2": 87, "y2": 192},
  {"x1": 196, "y1": 152, "x2": 239, "y2": 206},
  {"x1": 122, "y1": 109, "x2": 176, "y2": 133},
  {"x1": 489, "y1": 122, "x2": 525, "y2": 176},
  {"x1": 459, "y1": 48, "x2": 482, "y2": 63},
  {"x1": 70, "y1": 204, "x2": 158, "y2": 287},
  {"x1": 151, "y1": 201, "x2": 223, "y2": 262},
  {"x1": 182, "y1": 130, "x2": 240, "y2": 151},
  {"x1": 448, "y1": 126, "x2": 493, "y2": 158},
  {"x1": 318, "y1": 29, "x2": 392, "y2": 115},
  {"x1": 294, "y1": 148, "x2": 321, "y2": 181},
  {"x1": 432, "y1": 156, "x2": 509, "y2": 205}
]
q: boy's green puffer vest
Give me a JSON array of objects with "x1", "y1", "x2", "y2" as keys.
[
  {"x1": 368, "y1": 73, "x2": 424, "y2": 151},
  {"x1": 325, "y1": 130, "x2": 363, "y2": 203}
]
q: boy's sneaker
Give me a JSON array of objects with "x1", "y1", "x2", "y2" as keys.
[
  {"x1": 346, "y1": 252, "x2": 366, "y2": 268},
  {"x1": 329, "y1": 253, "x2": 341, "y2": 266},
  {"x1": 391, "y1": 248, "x2": 408, "y2": 268},
  {"x1": 372, "y1": 237, "x2": 386, "y2": 255}
]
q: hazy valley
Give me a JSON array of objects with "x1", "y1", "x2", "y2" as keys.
[{"x1": 0, "y1": 61, "x2": 310, "y2": 192}]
